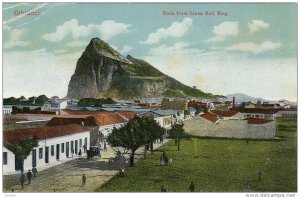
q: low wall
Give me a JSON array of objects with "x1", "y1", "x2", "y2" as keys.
[{"x1": 183, "y1": 117, "x2": 275, "y2": 139}]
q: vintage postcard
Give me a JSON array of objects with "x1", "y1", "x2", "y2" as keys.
[{"x1": 2, "y1": 2, "x2": 298, "y2": 196}]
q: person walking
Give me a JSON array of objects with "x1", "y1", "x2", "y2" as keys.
[
  {"x1": 104, "y1": 142, "x2": 107, "y2": 151},
  {"x1": 168, "y1": 157, "x2": 173, "y2": 166},
  {"x1": 189, "y1": 181, "x2": 195, "y2": 192},
  {"x1": 20, "y1": 171, "x2": 26, "y2": 188},
  {"x1": 82, "y1": 173, "x2": 86, "y2": 186},
  {"x1": 32, "y1": 167, "x2": 38, "y2": 178},
  {"x1": 27, "y1": 170, "x2": 32, "y2": 184}
]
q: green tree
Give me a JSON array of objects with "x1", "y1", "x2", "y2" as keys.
[
  {"x1": 35, "y1": 95, "x2": 49, "y2": 104},
  {"x1": 107, "y1": 116, "x2": 164, "y2": 166},
  {"x1": 195, "y1": 106, "x2": 207, "y2": 115},
  {"x1": 169, "y1": 123, "x2": 185, "y2": 151},
  {"x1": 3, "y1": 97, "x2": 17, "y2": 105},
  {"x1": 4, "y1": 136, "x2": 39, "y2": 171}
]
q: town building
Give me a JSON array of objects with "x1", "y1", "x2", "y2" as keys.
[
  {"x1": 276, "y1": 109, "x2": 297, "y2": 118},
  {"x1": 143, "y1": 109, "x2": 184, "y2": 129},
  {"x1": 230, "y1": 108, "x2": 277, "y2": 120},
  {"x1": 161, "y1": 98, "x2": 188, "y2": 110},
  {"x1": 3, "y1": 105, "x2": 12, "y2": 115},
  {"x1": 3, "y1": 124, "x2": 90, "y2": 175},
  {"x1": 42, "y1": 99, "x2": 69, "y2": 113}
]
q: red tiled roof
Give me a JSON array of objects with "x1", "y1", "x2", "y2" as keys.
[
  {"x1": 3, "y1": 118, "x2": 29, "y2": 124},
  {"x1": 199, "y1": 112, "x2": 219, "y2": 123},
  {"x1": 211, "y1": 110, "x2": 239, "y2": 117},
  {"x1": 188, "y1": 101, "x2": 207, "y2": 108},
  {"x1": 244, "y1": 118, "x2": 273, "y2": 124},
  {"x1": 115, "y1": 111, "x2": 136, "y2": 119},
  {"x1": 47, "y1": 111, "x2": 136, "y2": 126},
  {"x1": 46, "y1": 116, "x2": 97, "y2": 126},
  {"x1": 94, "y1": 113, "x2": 127, "y2": 125},
  {"x1": 3, "y1": 124, "x2": 89, "y2": 143}
]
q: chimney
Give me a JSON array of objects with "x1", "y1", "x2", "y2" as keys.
[{"x1": 233, "y1": 97, "x2": 235, "y2": 107}]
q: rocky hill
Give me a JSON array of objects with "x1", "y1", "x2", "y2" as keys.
[{"x1": 67, "y1": 38, "x2": 213, "y2": 99}]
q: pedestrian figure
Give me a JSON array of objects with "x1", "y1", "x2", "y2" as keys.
[
  {"x1": 78, "y1": 149, "x2": 82, "y2": 157},
  {"x1": 82, "y1": 174, "x2": 86, "y2": 186},
  {"x1": 257, "y1": 170, "x2": 262, "y2": 181},
  {"x1": 162, "y1": 151, "x2": 168, "y2": 165},
  {"x1": 160, "y1": 154, "x2": 165, "y2": 165},
  {"x1": 189, "y1": 181, "x2": 195, "y2": 192},
  {"x1": 32, "y1": 166, "x2": 38, "y2": 178},
  {"x1": 83, "y1": 144, "x2": 87, "y2": 153},
  {"x1": 20, "y1": 171, "x2": 26, "y2": 188},
  {"x1": 160, "y1": 185, "x2": 167, "y2": 192},
  {"x1": 104, "y1": 142, "x2": 107, "y2": 151},
  {"x1": 168, "y1": 157, "x2": 173, "y2": 166},
  {"x1": 119, "y1": 168, "x2": 125, "y2": 177},
  {"x1": 27, "y1": 170, "x2": 32, "y2": 184}
]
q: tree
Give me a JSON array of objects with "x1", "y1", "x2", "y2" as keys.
[
  {"x1": 3, "y1": 97, "x2": 17, "y2": 105},
  {"x1": 35, "y1": 95, "x2": 49, "y2": 104},
  {"x1": 107, "y1": 116, "x2": 164, "y2": 166},
  {"x1": 169, "y1": 123, "x2": 185, "y2": 151},
  {"x1": 4, "y1": 136, "x2": 38, "y2": 171}
]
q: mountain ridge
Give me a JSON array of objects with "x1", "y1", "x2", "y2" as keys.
[{"x1": 226, "y1": 93, "x2": 297, "y2": 105}]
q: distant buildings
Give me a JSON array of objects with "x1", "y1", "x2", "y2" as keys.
[
  {"x1": 3, "y1": 106, "x2": 12, "y2": 115},
  {"x1": 161, "y1": 98, "x2": 188, "y2": 111},
  {"x1": 42, "y1": 99, "x2": 69, "y2": 113}
]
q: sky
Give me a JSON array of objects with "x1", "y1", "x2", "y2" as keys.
[{"x1": 2, "y1": 3, "x2": 298, "y2": 101}]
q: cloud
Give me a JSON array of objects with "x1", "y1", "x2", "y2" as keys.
[
  {"x1": 66, "y1": 40, "x2": 87, "y2": 47},
  {"x1": 120, "y1": 45, "x2": 134, "y2": 55},
  {"x1": 226, "y1": 41, "x2": 281, "y2": 54},
  {"x1": 144, "y1": 42, "x2": 204, "y2": 71},
  {"x1": 141, "y1": 18, "x2": 193, "y2": 45},
  {"x1": 207, "y1": 21, "x2": 239, "y2": 42},
  {"x1": 3, "y1": 28, "x2": 29, "y2": 49},
  {"x1": 42, "y1": 19, "x2": 131, "y2": 42},
  {"x1": 149, "y1": 42, "x2": 203, "y2": 56},
  {"x1": 248, "y1": 20, "x2": 270, "y2": 33}
]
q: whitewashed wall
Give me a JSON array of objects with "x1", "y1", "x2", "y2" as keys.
[
  {"x1": 183, "y1": 117, "x2": 275, "y2": 139},
  {"x1": 3, "y1": 131, "x2": 90, "y2": 175}
]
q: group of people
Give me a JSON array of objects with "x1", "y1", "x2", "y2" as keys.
[
  {"x1": 19, "y1": 167, "x2": 38, "y2": 188},
  {"x1": 160, "y1": 151, "x2": 172, "y2": 166},
  {"x1": 161, "y1": 181, "x2": 195, "y2": 192}
]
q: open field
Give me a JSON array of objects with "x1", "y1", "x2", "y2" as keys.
[{"x1": 97, "y1": 118, "x2": 297, "y2": 192}]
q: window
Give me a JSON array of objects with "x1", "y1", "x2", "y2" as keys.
[
  {"x1": 3, "y1": 152, "x2": 7, "y2": 165},
  {"x1": 51, "y1": 145, "x2": 54, "y2": 156},
  {"x1": 61, "y1": 143, "x2": 64, "y2": 153},
  {"x1": 39, "y1": 148, "x2": 43, "y2": 159},
  {"x1": 255, "y1": 115, "x2": 260, "y2": 118}
]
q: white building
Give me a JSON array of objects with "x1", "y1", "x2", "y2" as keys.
[
  {"x1": 143, "y1": 109, "x2": 183, "y2": 129},
  {"x1": 42, "y1": 99, "x2": 69, "y2": 113},
  {"x1": 276, "y1": 109, "x2": 297, "y2": 118},
  {"x1": 3, "y1": 106, "x2": 12, "y2": 115},
  {"x1": 3, "y1": 124, "x2": 90, "y2": 175}
]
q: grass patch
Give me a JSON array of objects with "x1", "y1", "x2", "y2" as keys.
[{"x1": 97, "y1": 118, "x2": 297, "y2": 192}]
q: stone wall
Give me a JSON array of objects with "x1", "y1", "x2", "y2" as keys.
[{"x1": 183, "y1": 117, "x2": 275, "y2": 139}]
